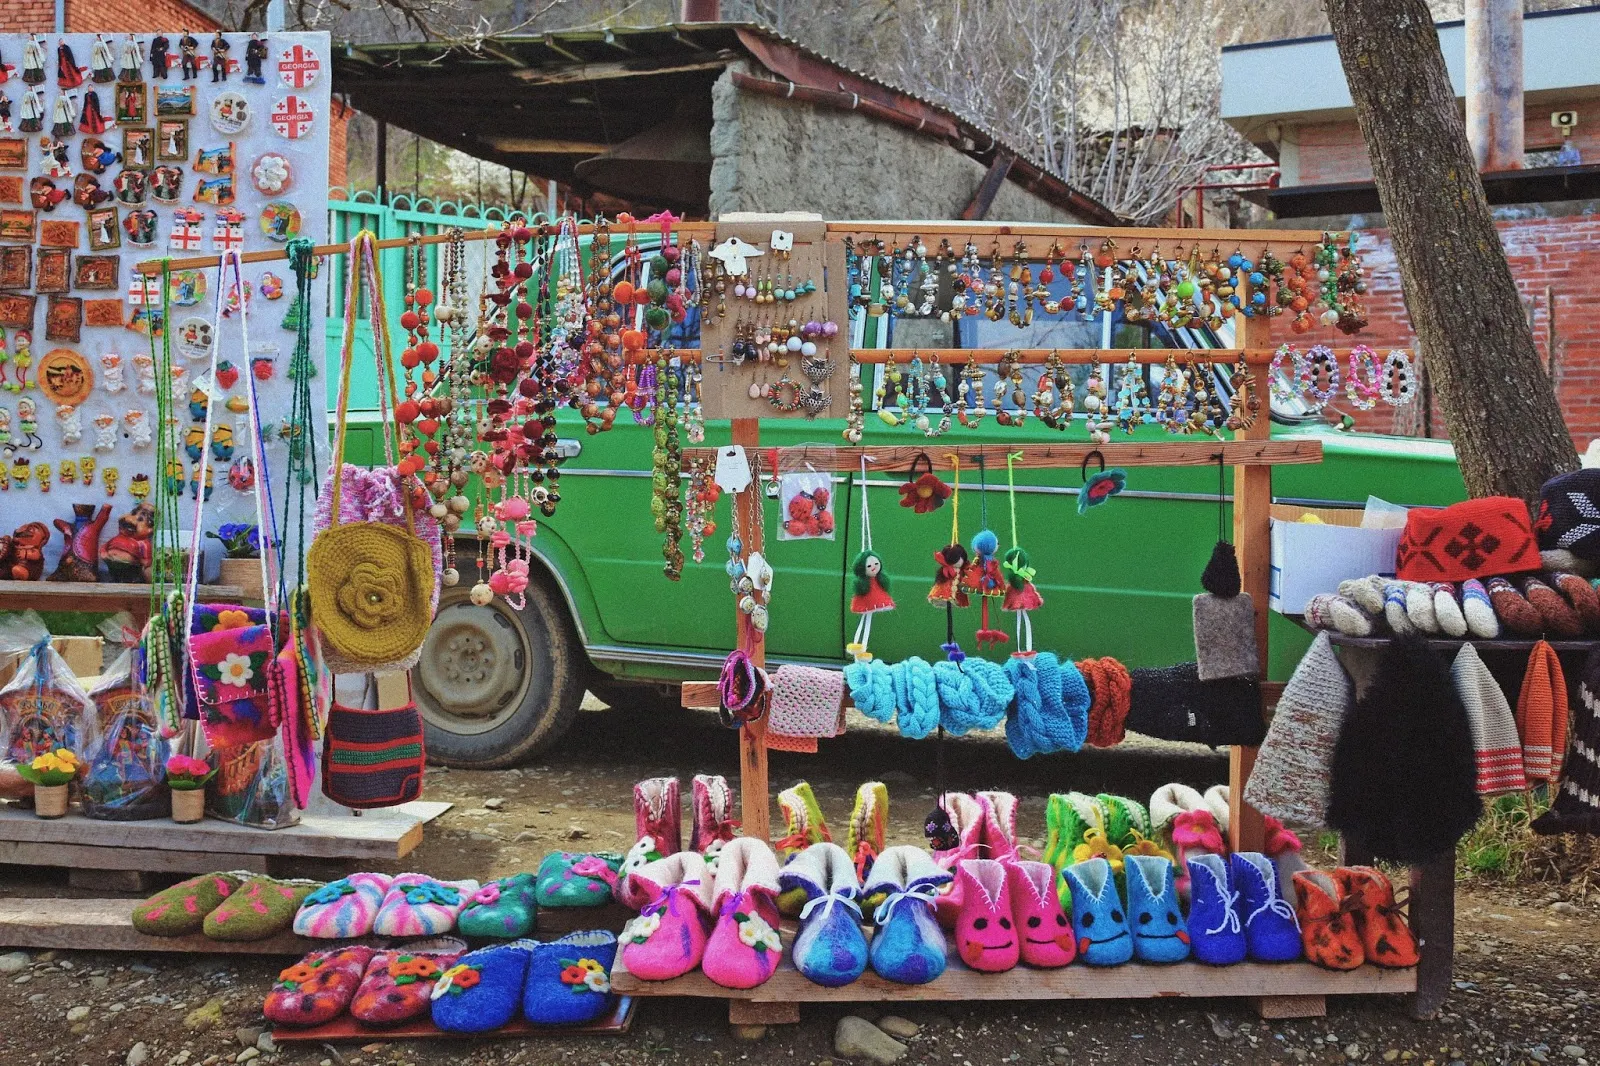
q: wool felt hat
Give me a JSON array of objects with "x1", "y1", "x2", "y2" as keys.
[
  {"x1": 1396, "y1": 496, "x2": 1540, "y2": 582},
  {"x1": 1536, "y1": 468, "x2": 1600, "y2": 562},
  {"x1": 1126, "y1": 663, "x2": 1266, "y2": 747},
  {"x1": 1244, "y1": 633, "x2": 1352, "y2": 828},
  {"x1": 1326, "y1": 636, "x2": 1482, "y2": 864},
  {"x1": 1451, "y1": 643, "x2": 1528, "y2": 796},
  {"x1": 1517, "y1": 640, "x2": 1569, "y2": 784},
  {"x1": 1533, "y1": 646, "x2": 1600, "y2": 835}
]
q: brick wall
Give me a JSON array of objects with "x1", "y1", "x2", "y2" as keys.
[
  {"x1": 1283, "y1": 214, "x2": 1600, "y2": 450},
  {"x1": 62, "y1": 0, "x2": 220, "y2": 32}
]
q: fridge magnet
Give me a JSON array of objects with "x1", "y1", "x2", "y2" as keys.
[
  {"x1": 169, "y1": 206, "x2": 204, "y2": 251},
  {"x1": 86, "y1": 207, "x2": 120, "y2": 251},
  {"x1": 277, "y1": 43, "x2": 319, "y2": 89},
  {"x1": 258, "y1": 271, "x2": 283, "y2": 300},
  {"x1": 175, "y1": 316, "x2": 213, "y2": 360},
  {"x1": 155, "y1": 84, "x2": 195, "y2": 117},
  {"x1": 0, "y1": 207, "x2": 37, "y2": 242},
  {"x1": 112, "y1": 169, "x2": 146, "y2": 204},
  {"x1": 84, "y1": 298, "x2": 122, "y2": 328},
  {"x1": 38, "y1": 218, "x2": 78, "y2": 247},
  {"x1": 0, "y1": 138, "x2": 26, "y2": 170},
  {"x1": 0, "y1": 293, "x2": 36, "y2": 327},
  {"x1": 244, "y1": 35, "x2": 268, "y2": 85},
  {"x1": 259, "y1": 200, "x2": 300, "y2": 242},
  {"x1": 0, "y1": 245, "x2": 30, "y2": 288},
  {"x1": 35, "y1": 246, "x2": 68, "y2": 292},
  {"x1": 121, "y1": 127, "x2": 153, "y2": 170},
  {"x1": 73, "y1": 174, "x2": 111, "y2": 210},
  {"x1": 73, "y1": 253, "x2": 118, "y2": 290},
  {"x1": 118, "y1": 35, "x2": 144, "y2": 85},
  {"x1": 150, "y1": 165, "x2": 182, "y2": 204},
  {"x1": 250, "y1": 151, "x2": 290, "y2": 195},
  {"x1": 17, "y1": 90, "x2": 43, "y2": 134},
  {"x1": 210, "y1": 91, "x2": 250, "y2": 134},
  {"x1": 77, "y1": 89, "x2": 114, "y2": 136},
  {"x1": 0, "y1": 176, "x2": 21, "y2": 203},
  {"x1": 194, "y1": 143, "x2": 233, "y2": 175},
  {"x1": 29, "y1": 177, "x2": 67, "y2": 212},
  {"x1": 44, "y1": 295, "x2": 81, "y2": 343},
  {"x1": 115, "y1": 84, "x2": 145, "y2": 125},
  {"x1": 269, "y1": 94, "x2": 313, "y2": 139},
  {"x1": 38, "y1": 347, "x2": 92, "y2": 405},
  {"x1": 121, "y1": 208, "x2": 156, "y2": 247},
  {"x1": 168, "y1": 269, "x2": 205, "y2": 307},
  {"x1": 155, "y1": 118, "x2": 187, "y2": 161},
  {"x1": 80, "y1": 137, "x2": 120, "y2": 174},
  {"x1": 211, "y1": 207, "x2": 244, "y2": 253},
  {"x1": 194, "y1": 174, "x2": 234, "y2": 206}
]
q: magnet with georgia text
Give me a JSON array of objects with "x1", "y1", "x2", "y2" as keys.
[
  {"x1": 269, "y1": 94, "x2": 313, "y2": 139},
  {"x1": 277, "y1": 43, "x2": 319, "y2": 89},
  {"x1": 259, "y1": 200, "x2": 300, "y2": 242}
]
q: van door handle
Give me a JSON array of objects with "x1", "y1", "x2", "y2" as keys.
[{"x1": 553, "y1": 439, "x2": 583, "y2": 460}]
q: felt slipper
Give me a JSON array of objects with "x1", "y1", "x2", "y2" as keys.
[
  {"x1": 622, "y1": 777, "x2": 680, "y2": 881},
  {"x1": 1334, "y1": 866, "x2": 1419, "y2": 968},
  {"x1": 430, "y1": 941, "x2": 534, "y2": 1033},
  {"x1": 1292, "y1": 870, "x2": 1363, "y2": 970},
  {"x1": 294, "y1": 872, "x2": 393, "y2": 939},
  {"x1": 535, "y1": 852, "x2": 622, "y2": 908},
  {"x1": 1231, "y1": 853, "x2": 1302, "y2": 962},
  {"x1": 1551, "y1": 572, "x2": 1600, "y2": 634},
  {"x1": 776, "y1": 781, "x2": 831, "y2": 917},
  {"x1": 782, "y1": 842, "x2": 869, "y2": 987},
  {"x1": 1487, "y1": 576, "x2": 1543, "y2": 636},
  {"x1": 1202, "y1": 785, "x2": 1232, "y2": 833},
  {"x1": 931, "y1": 791, "x2": 986, "y2": 927},
  {"x1": 1148, "y1": 783, "x2": 1206, "y2": 836},
  {"x1": 1432, "y1": 583, "x2": 1468, "y2": 637},
  {"x1": 372, "y1": 874, "x2": 479, "y2": 936},
  {"x1": 524, "y1": 931, "x2": 618, "y2": 1026},
  {"x1": 701, "y1": 838, "x2": 783, "y2": 990},
  {"x1": 204, "y1": 877, "x2": 321, "y2": 941},
  {"x1": 690, "y1": 773, "x2": 740, "y2": 861},
  {"x1": 619, "y1": 852, "x2": 715, "y2": 981},
  {"x1": 132, "y1": 871, "x2": 247, "y2": 936},
  {"x1": 1522, "y1": 575, "x2": 1583, "y2": 638},
  {"x1": 1062, "y1": 857, "x2": 1133, "y2": 966},
  {"x1": 457, "y1": 873, "x2": 539, "y2": 940},
  {"x1": 1004, "y1": 859, "x2": 1074, "y2": 968},
  {"x1": 846, "y1": 781, "x2": 889, "y2": 887},
  {"x1": 263, "y1": 945, "x2": 376, "y2": 1027},
  {"x1": 1095, "y1": 793, "x2": 1150, "y2": 849},
  {"x1": 976, "y1": 790, "x2": 1020, "y2": 862},
  {"x1": 1461, "y1": 578, "x2": 1501, "y2": 639},
  {"x1": 864, "y1": 846, "x2": 950, "y2": 985},
  {"x1": 953, "y1": 859, "x2": 1019, "y2": 973},
  {"x1": 1185, "y1": 854, "x2": 1246, "y2": 966},
  {"x1": 1126, "y1": 855, "x2": 1189, "y2": 963},
  {"x1": 349, "y1": 938, "x2": 465, "y2": 1027}
]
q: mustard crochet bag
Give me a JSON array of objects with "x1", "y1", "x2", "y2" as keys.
[{"x1": 307, "y1": 231, "x2": 435, "y2": 673}]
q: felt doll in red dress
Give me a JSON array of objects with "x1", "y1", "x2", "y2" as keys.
[
  {"x1": 1001, "y1": 546, "x2": 1043, "y2": 651},
  {"x1": 929, "y1": 544, "x2": 970, "y2": 608},
  {"x1": 962, "y1": 528, "x2": 1008, "y2": 647},
  {"x1": 851, "y1": 549, "x2": 894, "y2": 614}
]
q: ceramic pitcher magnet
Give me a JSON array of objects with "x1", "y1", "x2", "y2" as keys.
[{"x1": 270, "y1": 94, "x2": 313, "y2": 139}]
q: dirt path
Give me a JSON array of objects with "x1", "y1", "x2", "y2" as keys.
[{"x1": 0, "y1": 700, "x2": 1594, "y2": 1066}]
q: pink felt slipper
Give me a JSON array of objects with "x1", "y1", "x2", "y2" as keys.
[
  {"x1": 372, "y1": 874, "x2": 479, "y2": 938},
  {"x1": 264, "y1": 945, "x2": 376, "y2": 1027},
  {"x1": 1004, "y1": 859, "x2": 1075, "y2": 968},
  {"x1": 349, "y1": 938, "x2": 465, "y2": 1027},
  {"x1": 294, "y1": 872, "x2": 393, "y2": 939},
  {"x1": 619, "y1": 852, "x2": 716, "y2": 981},
  {"x1": 976, "y1": 791, "x2": 1020, "y2": 863},
  {"x1": 953, "y1": 859, "x2": 1019, "y2": 973},
  {"x1": 701, "y1": 838, "x2": 783, "y2": 990}
]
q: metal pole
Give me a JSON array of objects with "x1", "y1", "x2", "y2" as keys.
[
  {"x1": 54, "y1": 0, "x2": 64, "y2": 33},
  {"x1": 266, "y1": 0, "x2": 286, "y2": 31},
  {"x1": 1465, "y1": 0, "x2": 1524, "y2": 172},
  {"x1": 375, "y1": 118, "x2": 388, "y2": 198}
]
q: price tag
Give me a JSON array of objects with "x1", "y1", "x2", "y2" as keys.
[{"x1": 714, "y1": 445, "x2": 752, "y2": 493}]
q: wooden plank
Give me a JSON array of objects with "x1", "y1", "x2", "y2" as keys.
[
  {"x1": 1408, "y1": 853, "x2": 1455, "y2": 1021},
  {"x1": 731, "y1": 417, "x2": 771, "y2": 845},
  {"x1": 273, "y1": 996, "x2": 635, "y2": 1042},
  {"x1": 682, "y1": 680, "x2": 719, "y2": 710},
  {"x1": 612, "y1": 951, "x2": 1417, "y2": 1002},
  {"x1": 0, "y1": 582, "x2": 243, "y2": 616},
  {"x1": 829, "y1": 220, "x2": 1338, "y2": 247},
  {"x1": 961, "y1": 152, "x2": 1015, "y2": 221},
  {"x1": 729, "y1": 999, "x2": 801, "y2": 1026},
  {"x1": 0, "y1": 897, "x2": 306, "y2": 955},
  {"x1": 1255, "y1": 995, "x2": 1327, "y2": 1019},
  {"x1": 0, "y1": 841, "x2": 268, "y2": 875},
  {"x1": 0, "y1": 801, "x2": 451, "y2": 861},
  {"x1": 682, "y1": 440, "x2": 1324, "y2": 474},
  {"x1": 845, "y1": 349, "x2": 1280, "y2": 366}
]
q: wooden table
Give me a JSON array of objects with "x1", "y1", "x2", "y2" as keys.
[{"x1": 0, "y1": 581, "x2": 245, "y2": 627}]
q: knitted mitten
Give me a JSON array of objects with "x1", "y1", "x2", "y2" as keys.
[
  {"x1": 1521, "y1": 575, "x2": 1583, "y2": 638},
  {"x1": 373, "y1": 875, "x2": 480, "y2": 935},
  {"x1": 349, "y1": 939, "x2": 464, "y2": 1027},
  {"x1": 1403, "y1": 581, "x2": 1440, "y2": 634},
  {"x1": 457, "y1": 873, "x2": 539, "y2": 939},
  {"x1": 294, "y1": 872, "x2": 392, "y2": 939},
  {"x1": 1338, "y1": 575, "x2": 1387, "y2": 615},
  {"x1": 1461, "y1": 579, "x2": 1501, "y2": 639},
  {"x1": 204, "y1": 878, "x2": 320, "y2": 941},
  {"x1": 1551, "y1": 571, "x2": 1600, "y2": 634},
  {"x1": 1381, "y1": 581, "x2": 1417, "y2": 636},
  {"x1": 430, "y1": 942, "x2": 533, "y2": 1034},
  {"x1": 263, "y1": 945, "x2": 376, "y2": 1027},
  {"x1": 1432, "y1": 583, "x2": 1468, "y2": 637},
  {"x1": 523, "y1": 931, "x2": 617, "y2": 1026},
  {"x1": 132, "y1": 872, "x2": 245, "y2": 936},
  {"x1": 1486, "y1": 576, "x2": 1543, "y2": 636},
  {"x1": 1305, "y1": 592, "x2": 1378, "y2": 637}
]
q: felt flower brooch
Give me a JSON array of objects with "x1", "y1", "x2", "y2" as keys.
[
  {"x1": 431, "y1": 963, "x2": 480, "y2": 999},
  {"x1": 560, "y1": 957, "x2": 611, "y2": 993},
  {"x1": 211, "y1": 607, "x2": 254, "y2": 632},
  {"x1": 388, "y1": 955, "x2": 441, "y2": 985},
  {"x1": 405, "y1": 881, "x2": 461, "y2": 907},
  {"x1": 622, "y1": 913, "x2": 661, "y2": 945},
  {"x1": 276, "y1": 959, "x2": 322, "y2": 990},
  {"x1": 303, "y1": 879, "x2": 356, "y2": 906},
  {"x1": 734, "y1": 912, "x2": 781, "y2": 953},
  {"x1": 899, "y1": 471, "x2": 952, "y2": 513}
]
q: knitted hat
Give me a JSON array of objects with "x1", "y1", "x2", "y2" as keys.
[
  {"x1": 1327, "y1": 636, "x2": 1482, "y2": 863},
  {"x1": 1532, "y1": 647, "x2": 1600, "y2": 835},
  {"x1": 1126, "y1": 663, "x2": 1266, "y2": 747},
  {"x1": 1243, "y1": 633, "x2": 1352, "y2": 828},
  {"x1": 1396, "y1": 496, "x2": 1540, "y2": 582},
  {"x1": 1536, "y1": 469, "x2": 1600, "y2": 562},
  {"x1": 1450, "y1": 643, "x2": 1527, "y2": 796},
  {"x1": 1517, "y1": 640, "x2": 1569, "y2": 784},
  {"x1": 1192, "y1": 590, "x2": 1259, "y2": 681}
]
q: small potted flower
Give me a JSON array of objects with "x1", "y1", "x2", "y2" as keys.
[
  {"x1": 165, "y1": 754, "x2": 216, "y2": 824},
  {"x1": 18, "y1": 749, "x2": 79, "y2": 818},
  {"x1": 208, "y1": 523, "x2": 262, "y2": 601}
]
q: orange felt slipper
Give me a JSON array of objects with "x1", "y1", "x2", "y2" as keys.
[
  {"x1": 1291, "y1": 870, "x2": 1364, "y2": 971},
  {"x1": 1333, "y1": 866, "x2": 1420, "y2": 968}
]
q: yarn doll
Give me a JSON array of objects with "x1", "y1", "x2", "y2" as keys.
[
  {"x1": 962, "y1": 529, "x2": 1007, "y2": 648},
  {"x1": 848, "y1": 456, "x2": 893, "y2": 656},
  {"x1": 1001, "y1": 547, "x2": 1042, "y2": 647},
  {"x1": 929, "y1": 544, "x2": 970, "y2": 608}
]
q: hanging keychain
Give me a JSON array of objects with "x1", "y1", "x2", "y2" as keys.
[
  {"x1": 927, "y1": 454, "x2": 970, "y2": 609},
  {"x1": 848, "y1": 453, "x2": 893, "y2": 656},
  {"x1": 1000, "y1": 451, "x2": 1043, "y2": 652},
  {"x1": 961, "y1": 454, "x2": 1007, "y2": 649}
]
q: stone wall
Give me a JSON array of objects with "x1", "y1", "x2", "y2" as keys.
[{"x1": 708, "y1": 64, "x2": 1090, "y2": 224}]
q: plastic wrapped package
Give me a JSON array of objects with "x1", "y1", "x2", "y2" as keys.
[
  {"x1": 0, "y1": 611, "x2": 99, "y2": 776},
  {"x1": 206, "y1": 735, "x2": 298, "y2": 830},
  {"x1": 80, "y1": 643, "x2": 170, "y2": 821}
]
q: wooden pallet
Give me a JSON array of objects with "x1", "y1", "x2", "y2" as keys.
[
  {"x1": 0, "y1": 896, "x2": 631, "y2": 956},
  {"x1": 271, "y1": 996, "x2": 636, "y2": 1042},
  {"x1": 0, "y1": 801, "x2": 451, "y2": 876}
]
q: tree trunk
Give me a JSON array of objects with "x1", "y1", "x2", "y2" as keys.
[{"x1": 1323, "y1": 0, "x2": 1578, "y2": 504}]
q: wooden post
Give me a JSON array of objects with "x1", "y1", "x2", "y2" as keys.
[
  {"x1": 1230, "y1": 306, "x2": 1273, "y2": 855},
  {"x1": 731, "y1": 417, "x2": 771, "y2": 844}
]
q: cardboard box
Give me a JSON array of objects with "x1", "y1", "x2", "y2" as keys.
[
  {"x1": 1270, "y1": 518, "x2": 1403, "y2": 615},
  {"x1": 0, "y1": 635, "x2": 104, "y2": 688}
]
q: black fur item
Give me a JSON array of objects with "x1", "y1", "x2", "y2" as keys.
[
  {"x1": 1126, "y1": 662, "x2": 1266, "y2": 746},
  {"x1": 1327, "y1": 635, "x2": 1483, "y2": 862},
  {"x1": 1200, "y1": 540, "x2": 1242, "y2": 598}
]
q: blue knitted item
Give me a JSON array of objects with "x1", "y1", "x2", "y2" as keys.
[
  {"x1": 523, "y1": 931, "x2": 617, "y2": 1026},
  {"x1": 431, "y1": 941, "x2": 532, "y2": 1033},
  {"x1": 891, "y1": 657, "x2": 940, "y2": 739},
  {"x1": 1059, "y1": 657, "x2": 1090, "y2": 748},
  {"x1": 1005, "y1": 652, "x2": 1088, "y2": 758},
  {"x1": 966, "y1": 657, "x2": 1014, "y2": 726},
  {"x1": 932, "y1": 659, "x2": 980, "y2": 735},
  {"x1": 1005, "y1": 654, "x2": 1045, "y2": 758},
  {"x1": 845, "y1": 658, "x2": 896, "y2": 723}
]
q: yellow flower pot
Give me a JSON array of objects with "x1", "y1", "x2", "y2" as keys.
[
  {"x1": 170, "y1": 788, "x2": 206, "y2": 824},
  {"x1": 34, "y1": 783, "x2": 69, "y2": 819}
]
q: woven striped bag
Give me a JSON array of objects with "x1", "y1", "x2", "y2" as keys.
[{"x1": 321, "y1": 696, "x2": 425, "y2": 809}]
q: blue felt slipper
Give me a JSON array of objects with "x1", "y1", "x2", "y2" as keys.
[
  {"x1": 865, "y1": 845, "x2": 950, "y2": 985},
  {"x1": 430, "y1": 941, "x2": 533, "y2": 1033},
  {"x1": 781, "y1": 842, "x2": 870, "y2": 987},
  {"x1": 1061, "y1": 858, "x2": 1133, "y2": 966},
  {"x1": 523, "y1": 931, "x2": 618, "y2": 1026},
  {"x1": 1186, "y1": 854, "x2": 1247, "y2": 966},
  {"x1": 1231, "y1": 852, "x2": 1303, "y2": 962}
]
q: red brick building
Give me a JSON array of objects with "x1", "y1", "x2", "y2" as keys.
[
  {"x1": 1222, "y1": 8, "x2": 1600, "y2": 450},
  {"x1": 2, "y1": 1, "x2": 349, "y2": 187}
]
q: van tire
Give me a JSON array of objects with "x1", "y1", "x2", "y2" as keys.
[{"x1": 411, "y1": 578, "x2": 583, "y2": 768}]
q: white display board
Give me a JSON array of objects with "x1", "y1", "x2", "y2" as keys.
[{"x1": 0, "y1": 31, "x2": 331, "y2": 580}]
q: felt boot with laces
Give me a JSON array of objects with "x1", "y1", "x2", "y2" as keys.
[
  {"x1": 1292, "y1": 870, "x2": 1364, "y2": 971},
  {"x1": 1231, "y1": 852, "x2": 1302, "y2": 962},
  {"x1": 782, "y1": 842, "x2": 870, "y2": 987},
  {"x1": 1334, "y1": 866, "x2": 1420, "y2": 968},
  {"x1": 865, "y1": 846, "x2": 951, "y2": 985}
]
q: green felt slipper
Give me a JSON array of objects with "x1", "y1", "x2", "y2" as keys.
[
  {"x1": 204, "y1": 877, "x2": 322, "y2": 941},
  {"x1": 457, "y1": 872, "x2": 539, "y2": 938},
  {"x1": 535, "y1": 852, "x2": 622, "y2": 908},
  {"x1": 1096, "y1": 794, "x2": 1151, "y2": 848},
  {"x1": 132, "y1": 872, "x2": 249, "y2": 937}
]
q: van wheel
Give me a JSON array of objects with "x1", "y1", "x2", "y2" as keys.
[{"x1": 411, "y1": 579, "x2": 583, "y2": 768}]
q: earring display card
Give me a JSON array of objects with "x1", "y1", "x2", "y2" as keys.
[{"x1": 698, "y1": 215, "x2": 850, "y2": 422}]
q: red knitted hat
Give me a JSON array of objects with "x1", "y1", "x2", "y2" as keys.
[{"x1": 1395, "y1": 496, "x2": 1539, "y2": 582}]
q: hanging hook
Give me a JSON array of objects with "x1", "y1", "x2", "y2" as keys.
[{"x1": 1081, "y1": 449, "x2": 1106, "y2": 482}]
